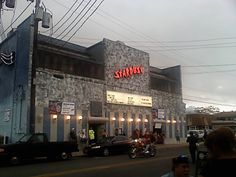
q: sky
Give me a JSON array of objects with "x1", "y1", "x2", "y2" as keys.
[{"x1": 1, "y1": 0, "x2": 236, "y2": 112}]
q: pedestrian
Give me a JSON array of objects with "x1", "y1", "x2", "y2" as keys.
[
  {"x1": 132, "y1": 129, "x2": 141, "y2": 139},
  {"x1": 69, "y1": 128, "x2": 77, "y2": 143},
  {"x1": 203, "y1": 129, "x2": 208, "y2": 141},
  {"x1": 176, "y1": 129, "x2": 180, "y2": 144},
  {"x1": 79, "y1": 130, "x2": 87, "y2": 144},
  {"x1": 88, "y1": 127, "x2": 95, "y2": 144},
  {"x1": 161, "y1": 155, "x2": 193, "y2": 177},
  {"x1": 186, "y1": 131, "x2": 198, "y2": 164},
  {"x1": 115, "y1": 128, "x2": 119, "y2": 136},
  {"x1": 101, "y1": 129, "x2": 107, "y2": 138},
  {"x1": 199, "y1": 127, "x2": 236, "y2": 177}
]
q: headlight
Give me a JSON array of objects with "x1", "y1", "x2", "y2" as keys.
[
  {"x1": 91, "y1": 146, "x2": 101, "y2": 149},
  {"x1": 0, "y1": 148, "x2": 5, "y2": 153}
]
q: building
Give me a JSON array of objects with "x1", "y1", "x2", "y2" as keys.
[
  {"x1": 212, "y1": 111, "x2": 236, "y2": 134},
  {"x1": 186, "y1": 113, "x2": 213, "y2": 131},
  {"x1": 0, "y1": 15, "x2": 186, "y2": 143}
]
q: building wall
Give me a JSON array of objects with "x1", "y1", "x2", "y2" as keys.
[
  {"x1": 34, "y1": 39, "x2": 154, "y2": 140},
  {"x1": 102, "y1": 39, "x2": 152, "y2": 137},
  {"x1": 0, "y1": 15, "x2": 33, "y2": 142},
  {"x1": 103, "y1": 39, "x2": 150, "y2": 93},
  {"x1": 151, "y1": 90, "x2": 186, "y2": 138},
  {"x1": 35, "y1": 69, "x2": 105, "y2": 141}
]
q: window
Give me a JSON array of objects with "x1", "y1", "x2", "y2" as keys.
[{"x1": 90, "y1": 101, "x2": 102, "y2": 117}]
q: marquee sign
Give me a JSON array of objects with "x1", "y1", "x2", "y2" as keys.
[
  {"x1": 107, "y1": 90, "x2": 152, "y2": 107},
  {"x1": 114, "y1": 66, "x2": 144, "y2": 79}
]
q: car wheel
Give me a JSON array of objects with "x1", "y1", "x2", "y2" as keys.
[
  {"x1": 103, "y1": 148, "x2": 109, "y2": 156},
  {"x1": 150, "y1": 148, "x2": 157, "y2": 157},
  {"x1": 60, "y1": 152, "x2": 70, "y2": 160},
  {"x1": 10, "y1": 156, "x2": 20, "y2": 165}
]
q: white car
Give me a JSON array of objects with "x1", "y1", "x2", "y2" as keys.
[{"x1": 187, "y1": 130, "x2": 204, "y2": 139}]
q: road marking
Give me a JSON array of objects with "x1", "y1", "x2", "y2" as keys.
[{"x1": 32, "y1": 156, "x2": 176, "y2": 177}]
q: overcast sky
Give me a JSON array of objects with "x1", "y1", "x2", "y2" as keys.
[{"x1": 1, "y1": 0, "x2": 236, "y2": 111}]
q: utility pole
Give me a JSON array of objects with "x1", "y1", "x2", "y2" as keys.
[{"x1": 30, "y1": 0, "x2": 41, "y2": 133}]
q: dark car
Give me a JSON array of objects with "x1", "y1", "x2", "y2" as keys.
[
  {"x1": 83, "y1": 135, "x2": 132, "y2": 156},
  {"x1": 0, "y1": 133, "x2": 78, "y2": 165}
]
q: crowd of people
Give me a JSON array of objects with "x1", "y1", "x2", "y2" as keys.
[
  {"x1": 131, "y1": 129, "x2": 165, "y2": 144},
  {"x1": 162, "y1": 127, "x2": 236, "y2": 177}
]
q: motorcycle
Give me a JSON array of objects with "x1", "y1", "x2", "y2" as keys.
[{"x1": 128, "y1": 138, "x2": 157, "y2": 159}]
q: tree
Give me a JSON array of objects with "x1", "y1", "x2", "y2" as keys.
[{"x1": 186, "y1": 105, "x2": 220, "y2": 114}]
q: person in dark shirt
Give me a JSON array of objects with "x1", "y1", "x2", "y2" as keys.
[
  {"x1": 186, "y1": 131, "x2": 198, "y2": 164},
  {"x1": 199, "y1": 127, "x2": 236, "y2": 177},
  {"x1": 69, "y1": 128, "x2": 77, "y2": 143}
]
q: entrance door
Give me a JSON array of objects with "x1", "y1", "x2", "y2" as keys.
[{"x1": 89, "y1": 123, "x2": 106, "y2": 142}]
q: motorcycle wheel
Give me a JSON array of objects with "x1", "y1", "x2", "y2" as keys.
[
  {"x1": 129, "y1": 148, "x2": 137, "y2": 159},
  {"x1": 149, "y1": 148, "x2": 157, "y2": 157}
]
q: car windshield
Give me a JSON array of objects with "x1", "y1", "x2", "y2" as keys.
[
  {"x1": 18, "y1": 134, "x2": 32, "y2": 143},
  {"x1": 96, "y1": 136, "x2": 114, "y2": 144}
]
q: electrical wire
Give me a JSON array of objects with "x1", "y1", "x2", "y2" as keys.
[
  {"x1": 10, "y1": 0, "x2": 17, "y2": 30},
  {"x1": 0, "y1": 2, "x2": 32, "y2": 38},
  {"x1": 183, "y1": 98, "x2": 236, "y2": 108},
  {"x1": 56, "y1": 0, "x2": 93, "y2": 39},
  {"x1": 184, "y1": 69, "x2": 236, "y2": 75},
  {"x1": 182, "y1": 64, "x2": 236, "y2": 68},
  {"x1": 62, "y1": 0, "x2": 105, "y2": 46},
  {"x1": 51, "y1": 0, "x2": 85, "y2": 36},
  {"x1": 43, "y1": 0, "x2": 80, "y2": 34}
]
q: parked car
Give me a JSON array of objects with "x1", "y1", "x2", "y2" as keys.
[
  {"x1": 0, "y1": 133, "x2": 79, "y2": 165},
  {"x1": 83, "y1": 135, "x2": 132, "y2": 156}
]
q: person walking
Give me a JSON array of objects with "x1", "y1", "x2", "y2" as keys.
[
  {"x1": 186, "y1": 131, "x2": 198, "y2": 164},
  {"x1": 69, "y1": 128, "x2": 77, "y2": 143},
  {"x1": 161, "y1": 155, "x2": 193, "y2": 177},
  {"x1": 199, "y1": 127, "x2": 236, "y2": 177},
  {"x1": 88, "y1": 127, "x2": 95, "y2": 144},
  {"x1": 175, "y1": 129, "x2": 180, "y2": 144},
  {"x1": 79, "y1": 130, "x2": 87, "y2": 144},
  {"x1": 203, "y1": 129, "x2": 208, "y2": 141}
]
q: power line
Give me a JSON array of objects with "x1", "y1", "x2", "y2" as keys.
[
  {"x1": 62, "y1": 0, "x2": 105, "y2": 46},
  {"x1": 183, "y1": 98, "x2": 236, "y2": 108},
  {"x1": 184, "y1": 69, "x2": 236, "y2": 75},
  {"x1": 52, "y1": 0, "x2": 85, "y2": 36},
  {"x1": 150, "y1": 37, "x2": 236, "y2": 43},
  {"x1": 182, "y1": 64, "x2": 236, "y2": 68},
  {"x1": 145, "y1": 45, "x2": 236, "y2": 51},
  {"x1": 44, "y1": 0, "x2": 81, "y2": 34},
  {"x1": 0, "y1": 2, "x2": 32, "y2": 38},
  {"x1": 55, "y1": 0, "x2": 93, "y2": 39}
]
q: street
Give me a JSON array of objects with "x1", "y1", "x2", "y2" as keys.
[{"x1": 0, "y1": 144, "x2": 196, "y2": 177}]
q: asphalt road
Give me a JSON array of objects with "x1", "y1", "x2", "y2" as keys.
[{"x1": 0, "y1": 144, "x2": 196, "y2": 177}]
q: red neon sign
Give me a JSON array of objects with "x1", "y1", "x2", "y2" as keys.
[{"x1": 114, "y1": 66, "x2": 144, "y2": 79}]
